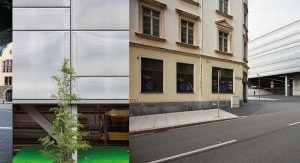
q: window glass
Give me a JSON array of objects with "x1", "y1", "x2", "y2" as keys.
[
  {"x1": 13, "y1": 0, "x2": 70, "y2": 7},
  {"x1": 181, "y1": 20, "x2": 194, "y2": 44},
  {"x1": 141, "y1": 58, "x2": 163, "y2": 92},
  {"x1": 13, "y1": 31, "x2": 70, "y2": 99},
  {"x1": 75, "y1": 77, "x2": 129, "y2": 99},
  {"x1": 212, "y1": 67, "x2": 233, "y2": 93},
  {"x1": 142, "y1": 7, "x2": 160, "y2": 37},
  {"x1": 177, "y1": 63, "x2": 194, "y2": 93},
  {"x1": 13, "y1": 9, "x2": 70, "y2": 30},
  {"x1": 219, "y1": 0, "x2": 229, "y2": 14},
  {"x1": 219, "y1": 31, "x2": 228, "y2": 52},
  {"x1": 72, "y1": 31, "x2": 129, "y2": 76},
  {"x1": 72, "y1": 0, "x2": 129, "y2": 30}
]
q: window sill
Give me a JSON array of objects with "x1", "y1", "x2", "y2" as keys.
[
  {"x1": 135, "y1": 32, "x2": 166, "y2": 42},
  {"x1": 215, "y1": 50, "x2": 233, "y2": 56},
  {"x1": 177, "y1": 92, "x2": 195, "y2": 94},
  {"x1": 212, "y1": 92, "x2": 234, "y2": 94},
  {"x1": 181, "y1": 0, "x2": 200, "y2": 6},
  {"x1": 215, "y1": 10, "x2": 233, "y2": 19},
  {"x1": 176, "y1": 42, "x2": 199, "y2": 49},
  {"x1": 140, "y1": 92, "x2": 164, "y2": 94}
]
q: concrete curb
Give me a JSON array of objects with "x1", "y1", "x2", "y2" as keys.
[{"x1": 129, "y1": 117, "x2": 239, "y2": 136}]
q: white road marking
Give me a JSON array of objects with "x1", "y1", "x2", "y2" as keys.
[
  {"x1": 0, "y1": 127, "x2": 12, "y2": 130},
  {"x1": 0, "y1": 109, "x2": 12, "y2": 113},
  {"x1": 289, "y1": 122, "x2": 300, "y2": 126},
  {"x1": 148, "y1": 140, "x2": 237, "y2": 163}
]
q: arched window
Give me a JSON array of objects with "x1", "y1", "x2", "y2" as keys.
[{"x1": 5, "y1": 89, "x2": 12, "y2": 102}]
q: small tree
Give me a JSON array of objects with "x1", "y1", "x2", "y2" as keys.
[{"x1": 39, "y1": 58, "x2": 90, "y2": 163}]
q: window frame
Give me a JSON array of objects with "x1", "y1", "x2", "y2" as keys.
[
  {"x1": 219, "y1": 0, "x2": 229, "y2": 14},
  {"x1": 4, "y1": 76, "x2": 12, "y2": 86},
  {"x1": 219, "y1": 31, "x2": 229, "y2": 53},
  {"x1": 212, "y1": 67, "x2": 234, "y2": 94},
  {"x1": 140, "y1": 57, "x2": 164, "y2": 93},
  {"x1": 176, "y1": 62, "x2": 195, "y2": 93},
  {"x1": 180, "y1": 19, "x2": 195, "y2": 45},
  {"x1": 142, "y1": 6, "x2": 161, "y2": 37},
  {"x1": 2, "y1": 59, "x2": 13, "y2": 73}
]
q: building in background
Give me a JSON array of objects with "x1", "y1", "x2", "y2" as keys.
[
  {"x1": 248, "y1": 20, "x2": 300, "y2": 96},
  {"x1": 12, "y1": 0, "x2": 129, "y2": 158},
  {"x1": 130, "y1": 0, "x2": 248, "y2": 115},
  {"x1": 0, "y1": 42, "x2": 12, "y2": 103}
]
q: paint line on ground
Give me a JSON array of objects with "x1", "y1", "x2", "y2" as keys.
[
  {"x1": 289, "y1": 122, "x2": 300, "y2": 126},
  {"x1": 148, "y1": 140, "x2": 237, "y2": 163},
  {"x1": 0, "y1": 127, "x2": 12, "y2": 130},
  {"x1": 0, "y1": 109, "x2": 12, "y2": 113}
]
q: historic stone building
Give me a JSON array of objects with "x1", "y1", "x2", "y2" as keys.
[{"x1": 130, "y1": 0, "x2": 248, "y2": 115}]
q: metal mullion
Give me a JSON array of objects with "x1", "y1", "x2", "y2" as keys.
[{"x1": 150, "y1": 10, "x2": 153, "y2": 36}]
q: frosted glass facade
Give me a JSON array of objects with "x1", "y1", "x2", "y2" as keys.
[
  {"x1": 72, "y1": 0, "x2": 129, "y2": 30},
  {"x1": 72, "y1": 31, "x2": 129, "y2": 76},
  {"x1": 13, "y1": 32, "x2": 70, "y2": 99},
  {"x1": 249, "y1": 20, "x2": 300, "y2": 78},
  {"x1": 13, "y1": 0, "x2": 129, "y2": 103},
  {"x1": 13, "y1": 0, "x2": 70, "y2": 7},
  {"x1": 75, "y1": 77, "x2": 129, "y2": 99},
  {"x1": 13, "y1": 9, "x2": 70, "y2": 30}
]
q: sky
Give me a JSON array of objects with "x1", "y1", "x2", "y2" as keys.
[{"x1": 249, "y1": 0, "x2": 300, "y2": 41}]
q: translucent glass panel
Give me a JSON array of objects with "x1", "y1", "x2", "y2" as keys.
[
  {"x1": 13, "y1": 0, "x2": 70, "y2": 7},
  {"x1": 249, "y1": 32, "x2": 300, "y2": 57},
  {"x1": 72, "y1": 31, "x2": 129, "y2": 76},
  {"x1": 13, "y1": 31, "x2": 70, "y2": 99},
  {"x1": 249, "y1": 45, "x2": 300, "y2": 77},
  {"x1": 75, "y1": 77, "x2": 129, "y2": 99},
  {"x1": 72, "y1": 0, "x2": 129, "y2": 30},
  {"x1": 13, "y1": 9, "x2": 70, "y2": 30}
]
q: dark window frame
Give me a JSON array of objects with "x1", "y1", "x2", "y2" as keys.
[
  {"x1": 2, "y1": 59, "x2": 12, "y2": 73},
  {"x1": 181, "y1": 19, "x2": 194, "y2": 45},
  {"x1": 141, "y1": 57, "x2": 164, "y2": 93},
  {"x1": 142, "y1": 6, "x2": 160, "y2": 37},
  {"x1": 177, "y1": 62, "x2": 194, "y2": 93},
  {"x1": 219, "y1": 0, "x2": 229, "y2": 14},
  {"x1": 4, "y1": 76, "x2": 12, "y2": 86},
  {"x1": 212, "y1": 67, "x2": 233, "y2": 94},
  {"x1": 219, "y1": 31, "x2": 229, "y2": 52}
]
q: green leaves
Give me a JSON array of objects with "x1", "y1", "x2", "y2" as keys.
[{"x1": 39, "y1": 58, "x2": 91, "y2": 162}]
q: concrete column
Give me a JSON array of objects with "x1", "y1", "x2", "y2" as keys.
[
  {"x1": 68, "y1": 105, "x2": 78, "y2": 163},
  {"x1": 285, "y1": 75, "x2": 291, "y2": 96},
  {"x1": 293, "y1": 76, "x2": 300, "y2": 96}
]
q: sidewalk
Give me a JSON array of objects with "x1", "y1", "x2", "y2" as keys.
[{"x1": 130, "y1": 109, "x2": 238, "y2": 135}]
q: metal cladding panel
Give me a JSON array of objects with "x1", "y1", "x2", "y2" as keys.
[
  {"x1": 249, "y1": 20, "x2": 300, "y2": 50},
  {"x1": 72, "y1": 31, "x2": 129, "y2": 76},
  {"x1": 13, "y1": 31, "x2": 70, "y2": 99},
  {"x1": 72, "y1": 0, "x2": 129, "y2": 30},
  {"x1": 249, "y1": 33, "x2": 300, "y2": 57},
  {"x1": 249, "y1": 20, "x2": 300, "y2": 78},
  {"x1": 75, "y1": 77, "x2": 129, "y2": 100},
  {"x1": 13, "y1": 0, "x2": 70, "y2": 7},
  {"x1": 13, "y1": 8, "x2": 70, "y2": 30}
]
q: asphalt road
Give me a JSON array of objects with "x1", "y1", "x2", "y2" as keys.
[
  {"x1": 0, "y1": 104, "x2": 12, "y2": 163},
  {"x1": 130, "y1": 96, "x2": 300, "y2": 163}
]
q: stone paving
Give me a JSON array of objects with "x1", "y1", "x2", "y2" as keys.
[
  {"x1": 0, "y1": 104, "x2": 12, "y2": 163},
  {"x1": 130, "y1": 109, "x2": 238, "y2": 133}
]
